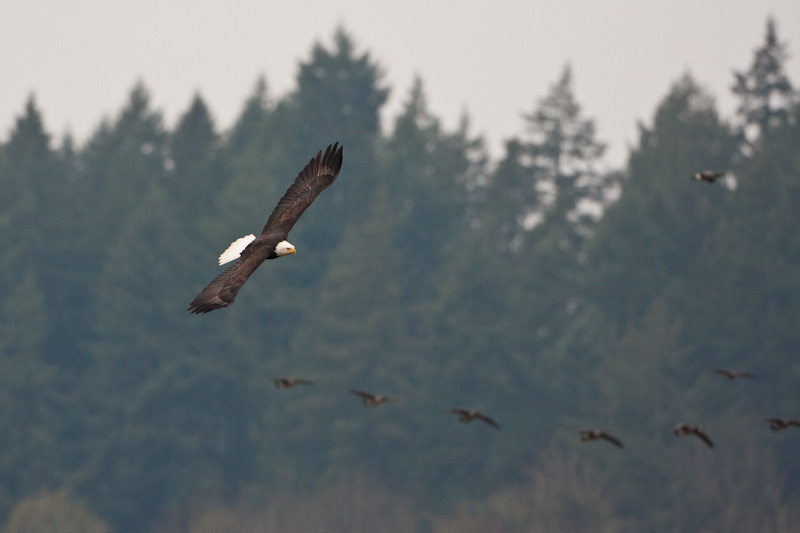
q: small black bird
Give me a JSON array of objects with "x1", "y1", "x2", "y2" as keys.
[
  {"x1": 673, "y1": 423, "x2": 714, "y2": 448},
  {"x1": 349, "y1": 389, "x2": 394, "y2": 407},
  {"x1": 448, "y1": 408, "x2": 500, "y2": 429},
  {"x1": 710, "y1": 367, "x2": 757, "y2": 380},
  {"x1": 766, "y1": 418, "x2": 800, "y2": 431},
  {"x1": 691, "y1": 170, "x2": 726, "y2": 183},
  {"x1": 273, "y1": 377, "x2": 314, "y2": 389},
  {"x1": 579, "y1": 429, "x2": 624, "y2": 448}
]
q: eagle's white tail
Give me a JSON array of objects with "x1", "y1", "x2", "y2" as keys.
[{"x1": 218, "y1": 234, "x2": 256, "y2": 265}]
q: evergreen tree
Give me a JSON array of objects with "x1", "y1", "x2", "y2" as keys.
[
  {"x1": 732, "y1": 17, "x2": 795, "y2": 149},
  {"x1": 168, "y1": 92, "x2": 220, "y2": 215},
  {"x1": 586, "y1": 74, "x2": 737, "y2": 328},
  {"x1": 218, "y1": 184, "x2": 426, "y2": 492},
  {"x1": 481, "y1": 138, "x2": 545, "y2": 251},
  {"x1": 285, "y1": 26, "x2": 388, "y2": 151},
  {"x1": 0, "y1": 96, "x2": 59, "y2": 231},
  {"x1": 276, "y1": 27, "x2": 388, "y2": 235},
  {"x1": 521, "y1": 64, "x2": 610, "y2": 238},
  {"x1": 290, "y1": 184, "x2": 407, "y2": 374},
  {"x1": 227, "y1": 76, "x2": 272, "y2": 156},
  {"x1": 384, "y1": 77, "x2": 487, "y2": 295},
  {"x1": 0, "y1": 100, "x2": 69, "y2": 515},
  {"x1": 679, "y1": 98, "x2": 800, "y2": 416},
  {"x1": 76, "y1": 83, "x2": 167, "y2": 265},
  {"x1": 79, "y1": 184, "x2": 247, "y2": 530},
  {"x1": 0, "y1": 96, "x2": 57, "y2": 301},
  {"x1": 0, "y1": 95, "x2": 81, "y2": 361}
]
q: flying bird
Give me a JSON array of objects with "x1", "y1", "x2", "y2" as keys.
[
  {"x1": 766, "y1": 418, "x2": 800, "y2": 431},
  {"x1": 691, "y1": 170, "x2": 726, "y2": 183},
  {"x1": 349, "y1": 389, "x2": 394, "y2": 407},
  {"x1": 274, "y1": 377, "x2": 314, "y2": 389},
  {"x1": 448, "y1": 408, "x2": 500, "y2": 429},
  {"x1": 578, "y1": 429, "x2": 624, "y2": 448},
  {"x1": 710, "y1": 367, "x2": 757, "y2": 380},
  {"x1": 673, "y1": 423, "x2": 714, "y2": 448},
  {"x1": 188, "y1": 143, "x2": 343, "y2": 313}
]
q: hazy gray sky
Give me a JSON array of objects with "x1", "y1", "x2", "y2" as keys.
[{"x1": 3, "y1": 0, "x2": 799, "y2": 167}]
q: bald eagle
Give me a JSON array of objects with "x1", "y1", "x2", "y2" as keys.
[{"x1": 188, "y1": 143, "x2": 343, "y2": 313}]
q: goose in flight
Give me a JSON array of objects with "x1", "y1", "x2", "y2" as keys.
[
  {"x1": 578, "y1": 429, "x2": 624, "y2": 448},
  {"x1": 273, "y1": 378, "x2": 314, "y2": 389},
  {"x1": 710, "y1": 367, "x2": 757, "y2": 380},
  {"x1": 349, "y1": 389, "x2": 394, "y2": 407},
  {"x1": 766, "y1": 418, "x2": 800, "y2": 431},
  {"x1": 448, "y1": 408, "x2": 500, "y2": 429},
  {"x1": 673, "y1": 423, "x2": 714, "y2": 448}
]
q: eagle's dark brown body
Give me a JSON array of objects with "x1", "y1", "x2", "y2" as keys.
[{"x1": 188, "y1": 143, "x2": 343, "y2": 313}]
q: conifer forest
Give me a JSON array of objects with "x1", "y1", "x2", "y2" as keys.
[{"x1": 1, "y1": 19, "x2": 799, "y2": 533}]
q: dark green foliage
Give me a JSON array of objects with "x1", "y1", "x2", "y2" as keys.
[
  {"x1": 1, "y1": 21, "x2": 798, "y2": 533},
  {"x1": 168, "y1": 93, "x2": 222, "y2": 216},
  {"x1": 0, "y1": 98, "x2": 73, "y2": 519},
  {"x1": 732, "y1": 17, "x2": 795, "y2": 148},
  {"x1": 73, "y1": 82, "x2": 168, "y2": 288},
  {"x1": 383, "y1": 78, "x2": 487, "y2": 300},
  {"x1": 276, "y1": 27, "x2": 388, "y2": 224},
  {"x1": 587, "y1": 74, "x2": 739, "y2": 328}
]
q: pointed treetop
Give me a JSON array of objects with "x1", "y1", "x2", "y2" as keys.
[
  {"x1": 293, "y1": 26, "x2": 389, "y2": 139},
  {"x1": 228, "y1": 76, "x2": 272, "y2": 154},
  {"x1": 523, "y1": 64, "x2": 605, "y2": 179},
  {"x1": 7, "y1": 94, "x2": 51, "y2": 157},
  {"x1": 732, "y1": 17, "x2": 795, "y2": 143}
]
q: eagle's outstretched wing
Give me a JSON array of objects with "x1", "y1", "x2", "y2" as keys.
[
  {"x1": 188, "y1": 143, "x2": 343, "y2": 314},
  {"x1": 261, "y1": 143, "x2": 343, "y2": 236}
]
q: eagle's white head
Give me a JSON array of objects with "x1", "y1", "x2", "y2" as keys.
[{"x1": 275, "y1": 240, "x2": 296, "y2": 257}]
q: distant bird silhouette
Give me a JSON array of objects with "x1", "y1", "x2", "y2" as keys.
[
  {"x1": 449, "y1": 408, "x2": 500, "y2": 429},
  {"x1": 579, "y1": 429, "x2": 624, "y2": 448},
  {"x1": 691, "y1": 170, "x2": 726, "y2": 183},
  {"x1": 766, "y1": 418, "x2": 800, "y2": 431},
  {"x1": 349, "y1": 389, "x2": 394, "y2": 406},
  {"x1": 273, "y1": 377, "x2": 314, "y2": 389},
  {"x1": 673, "y1": 423, "x2": 714, "y2": 448},
  {"x1": 710, "y1": 367, "x2": 757, "y2": 380}
]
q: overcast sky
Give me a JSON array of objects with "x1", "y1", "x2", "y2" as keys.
[{"x1": 3, "y1": 0, "x2": 799, "y2": 167}]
